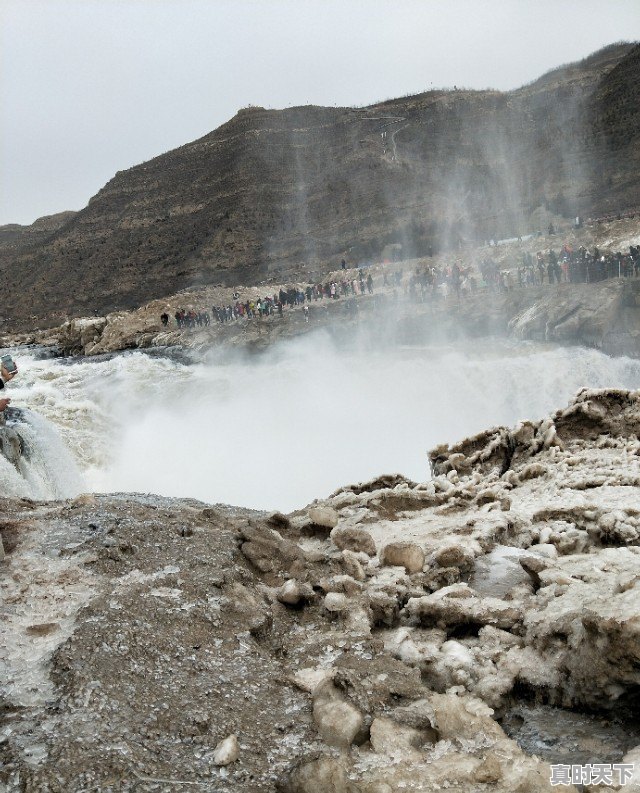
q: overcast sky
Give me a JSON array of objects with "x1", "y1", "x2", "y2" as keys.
[{"x1": 1, "y1": 0, "x2": 638, "y2": 226}]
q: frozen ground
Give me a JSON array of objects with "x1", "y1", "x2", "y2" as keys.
[{"x1": 1, "y1": 388, "x2": 640, "y2": 791}]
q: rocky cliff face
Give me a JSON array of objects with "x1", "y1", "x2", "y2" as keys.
[
  {"x1": 7, "y1": 272, "x2": 639, "y2": 361},
  {"x1": 0, "y1": 212, "x2": 76, "y2": 256},
  {"x1": 2, "y1": 389, "x2": 640, "y2": 791},
  {"x1": 507, "y1": 278, "x2": 640, "y2": 356},
  {"x1": 1, "y1": 43, "x2": 639, "y2": 329}
]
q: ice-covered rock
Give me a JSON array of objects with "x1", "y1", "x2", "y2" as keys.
[
  {"x1": 330, "y1": 525, "x2": 376, "y2": 555},
  {"x1": 212, "y1": 734, "x2": 239, "y2": 766},
  {"x1": 308, "y1": 506, "x2": 339, "y2": 529},
  {"x1": 380, "y1": 542, "x2": 425, "y2": 573},
  {"x1": 427, "y1": 691, "x2": 503, "y2": 741},
  {"x1": 239, "y1": 520, "x2": 304, "y2": 573},
  {"x1": 6, "y1": 388, "x2": 640, "y2": 790},
  {"x1": 434, "y1": 543, "x2": 476, "y2": 571},
  {"x1": 524, "y1": 547, "x2": 640, "y2": 708},
  {"x1": 57, "y1": 316, "x2": 107, "y2": 355},
  {"x1": 284, "y1": 756, "x2": 349, "y2": 793},
  {"x1": 369, "y1": 716, "x2": 426, "y2": 758},
  {"x1": 340, "y1": 549, "x2": 366, "y2": 580},
  {"x1": 312, "y1": 684, "x2": 364, "y2": 748},
  {"x1": 276, "y1": 578, "x2": 312, "y2": 606},
  {"x1": 292, "y1": 667, "x2": 334, "y2": 695},
  {"x1": 323, "y1": 592, "x2": 349, "y2": 612},
  {"x1": 405, "y1": 585, "x2": 522, "y2": 630}
]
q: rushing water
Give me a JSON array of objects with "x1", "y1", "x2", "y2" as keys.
[
  {"x1": 0, "y1": 409, "x2": 84, "y2": 500},
  {"x1": 3, "y1": 333, "x2": 640, "y2": 509}
]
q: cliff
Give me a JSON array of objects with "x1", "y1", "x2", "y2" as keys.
[
  {"x1": 7, "y1": 270, "x2": 640, "y2": 361},
  {"x1": 1, "y1": 43, "x2": 639, "y2": 329},
  {"x1": 0, "y1": 211, "x2": 77, "y2": 256}
]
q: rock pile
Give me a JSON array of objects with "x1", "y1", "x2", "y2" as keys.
[{"x1": 2, "y1": 389, "x2": 640, "y2": 790}]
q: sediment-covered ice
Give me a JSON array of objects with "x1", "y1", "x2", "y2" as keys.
[{"x1": 2, "y1": 389, "x2": 640, "y2": 790}]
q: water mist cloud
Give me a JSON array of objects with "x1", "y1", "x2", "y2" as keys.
[
  {"x1": 83, "y1": 334, "x2": 640, "y2": 510},
  {"x1": 8, "y1": 336, "x2": 640, "y2": 509}
]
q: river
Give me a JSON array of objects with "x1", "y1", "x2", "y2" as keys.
[{"x1": 3, "y1": 332, "x2": 640, "y2": 509}]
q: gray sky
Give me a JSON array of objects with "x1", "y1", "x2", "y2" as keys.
[{"x1": 1, "y1": 0, "x2": 638, "y2": 226}]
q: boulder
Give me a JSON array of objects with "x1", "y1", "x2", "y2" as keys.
[
  {"x1": 330, "y1": 526, "x2": 376, "y2": 556},
  {"x1": 473, "y1": 754, "x2": 503, "y2": 784},
  {"x1": 312, "y1": 685, "x2": 364, "y2": 748},
  {"x1": 277, "y1": 579, "x2": 302, "y2": 605},
  {"x1": 308, "y1": 506, "x2": 340, "y2": 529},
  {"x1": 323, "y1": 592, "x2": 349, "y2": 613},
  {"x1": 340, "y1": 550, "x2": 366, "y2": 581},
  {"x1": 369, "y1": 717, "x2": 425, "y2": 758},
  {"x1": 284, "y1": 756, "x2": 350, "y2": 793},
  {"x1": 428, "y1": 692, "x2": 503, "y2": 741},
  {"x1": 57, "y1": 316, "x2": 107, "y2": 355},
  {"x1": 292, "y1": 667, "x2": 334, "y2": 695},
  {"x1": 367, "y1": 591, "x2": 400, "y2": 627},
  {"x1": 212, "y1": 734, "x2": 239, "y2": 765},
  {"x1": 331, "y1": 656, "x2": 424, "y2": 714},
  {"x1": 276, "y1": 579, "x2": 314, "y2": 606},
  {"x1": 224, "y1": 582, "x2": 272, "y2": 638},
  {"x1": 380, "y1": 542, "x2": 425, "y2": 574},
  {"x1": 434, "y1": 543, "x2": 475, "y2": 571},
  {"x1": 239, "y1": 521, "x2": 304, "y2": 574},
  {"x1": 0, "y1": 423, "x2": 23, "y2": 468},
  {"x1": 267, "y1": 511, "x2": 291, "y2": 529}
]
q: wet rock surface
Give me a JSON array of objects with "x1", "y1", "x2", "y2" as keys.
[
  {"x1": 0, "y1": 409, "x2": 25, "y2": 470},
  {"x1": 501, "y1": 704, "x2": 640, "y2": 767},
  {"x1": 2, "y1": 389, "x2": 640, "y2": 790}
]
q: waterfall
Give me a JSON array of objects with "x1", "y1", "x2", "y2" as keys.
[
  {"x1": 0, "y1": 409, "x2": 84, "y2": 500},
  {"x1": 4, "y1": 338, "x2": 640, "y2": 508}
]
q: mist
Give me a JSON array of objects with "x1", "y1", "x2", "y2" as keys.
[
  {"x1": 7, "y1": 331, "x2": 640, "y2": 509},
  {"x1": 4, "y1": 0, "x2": 639, "y2": 225}
]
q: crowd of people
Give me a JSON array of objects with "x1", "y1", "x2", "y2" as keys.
[
  {"x1": 161, "y1": 269, "x2": 377, "y2": 329},
  {"x1": 166, "y1": 310, "x2": 211, "y2": 328},
  {"x1": 587, "y1": 207, "x2": 640, "y2": 226},
  {"x1": 159, "y1": 243, "x2": 640, "y2": 329},
  {"x1": 510, "y1": 244, "x2": 640, "y2": 288}
]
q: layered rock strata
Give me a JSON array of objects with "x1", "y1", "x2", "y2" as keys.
[{"x1": 1, "y1": 43, "x2": 639, "y2": 327}]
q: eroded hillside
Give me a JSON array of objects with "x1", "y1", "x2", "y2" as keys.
[{"x1": 1, "y1": 43, "x2": 639, "y2": 328}]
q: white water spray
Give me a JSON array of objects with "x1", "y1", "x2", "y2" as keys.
[
  {"x1": 4, "y1": 335, "x2": 640, "y2": 509},
  {"x1": 0, "y1": 408, "x2": 84, "y2": 500}
]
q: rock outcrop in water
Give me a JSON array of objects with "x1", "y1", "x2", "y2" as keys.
[
  {"x1": 2, "y1": 389, "x2": 640, "y2": 791},
  {"x1": 0, "y1": 414, "x2": 23, "y2": 472}
]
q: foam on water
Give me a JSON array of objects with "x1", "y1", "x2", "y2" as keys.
[
  {"x1": 16, "y1": 411, "x2": 85, "y2": 499},
  {"x1": 4, "y1": 334, "x2": 640, "y2": 509},
  {"x1": 1, "y1": 409, "x2": 84, "y2": 500}
]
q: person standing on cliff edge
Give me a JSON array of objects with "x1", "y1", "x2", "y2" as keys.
[{"x1": 0, "y1": 359, "x2": 18, "y2": 412}]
